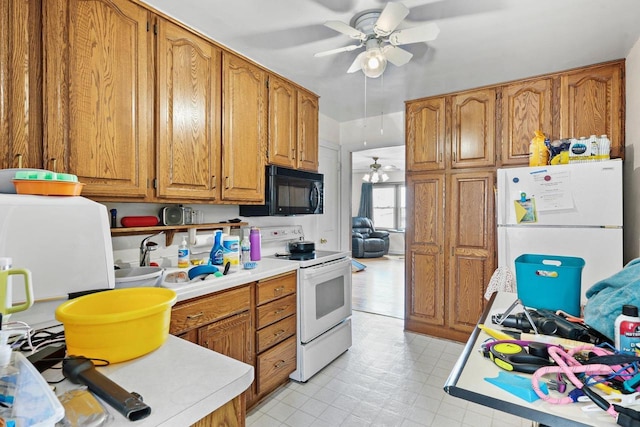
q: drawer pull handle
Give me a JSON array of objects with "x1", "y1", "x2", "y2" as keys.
[
  {"x1": 274, "y1": 308, "x2": 286, "y2": 314},
  {"x1": 274, "y1": 286, "x2": 285, "y2": 295},
  {"x1": 274, "y1": 360, "x2": 286, "y2": 368},
  {"x1": 187, "y1": 311, "x2": 204, "y2": 320},
  {"x1": 274, "y1": 329, "x2": 285, "y2": 337}
]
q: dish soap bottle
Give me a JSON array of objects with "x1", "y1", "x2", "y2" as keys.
[
  {"x1": 0, "y1": 331, "x2": 18, "y2": 407},
  {"x1": 178, "y1": 236, "x2": 190, "y2": 268},
  {"x1": 210, "y1": 230, "x2": 224, "y2": 265},
  {"x1": 615, "y1": 305, "x2": 640, "y2": 355}
]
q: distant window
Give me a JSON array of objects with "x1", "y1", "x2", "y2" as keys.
[{"x1": 372, "y1": 183, "x2": 405, "y2": 230}]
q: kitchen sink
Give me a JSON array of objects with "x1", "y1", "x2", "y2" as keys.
[
  {"x1": 160, "y1": 268, "x2": 251, "y2": 291},
  {"x1": 115, "y1": 266, "x2": 164, "y2": 288}
]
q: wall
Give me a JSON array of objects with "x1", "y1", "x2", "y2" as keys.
[
  {"x1": 624, "y1": 37, "x2": 640, "y2": 263},
  {"x1": 109, "y1": 113, "x2": 342, "y2": 268}
]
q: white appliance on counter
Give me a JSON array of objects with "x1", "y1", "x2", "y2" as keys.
[
  {"x1": 0, "y1": 194, "x2": 115, "y2": 304},
  {"x1": 259, "y1": 225, "x2": 352, "y2": 382},
  {"x1": 496, "y1": 159, "x2": 623, "y2": 302}
]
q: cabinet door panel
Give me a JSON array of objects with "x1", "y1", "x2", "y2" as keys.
[
  {"x1": 560, "y1": 63, "x2": 623, "y2": 158},
  {"x1": 156, "y1": 19, "x2": 221, "y2": 200},
  {"x1": 0, "y1": 0, "x2": 42, "y2": 170},
  {"x1": 297, "y1": 89, "x2": 319, "y2": 171},
  {"x1": 452, "y1": 89, "x2": 495, "y2": 168},
  {"x1": 222, "y1": 53, "x2": 266, "y2": 202},
  {"x1": 405, "y1": 173, "x2": 445, "y2": 326},
  {"x1": 447, "y1": 172, "x2": 494, "y2": 333},
  {"x1": 199, "y1": 311, "x2": 252, "y2": 365},
  {"x1": 406, "y1": 98, "x2": 446, "y2": 171},
  {"x1": 44, "y1": 0, "x2": 151, "y2": 198},
  {"x1": 501, "y1": 78, "x2": 553, "y2": 165},
  {"x1": 268, "y1": 76, "x2": 297, "y2": 169}
]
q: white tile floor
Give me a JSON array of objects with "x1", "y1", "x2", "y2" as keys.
[{"x1": 247, "y1": 311, "x2": 532, "y2": 427}]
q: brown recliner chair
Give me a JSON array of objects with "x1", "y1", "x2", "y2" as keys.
[{"x1": 351, "y1": 217, "x2": 390, "y2": 258}]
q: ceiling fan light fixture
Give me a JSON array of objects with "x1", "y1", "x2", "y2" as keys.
[
  {"x1": 361, "y1": 47, "x2": 387, "y2": 78},
  {"x1": 362, "y1": 156, "x2": 390, "y2": 183}
]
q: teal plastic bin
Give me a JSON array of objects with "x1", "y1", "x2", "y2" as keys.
[{"x1": 515, "y1": 254, "x2": 585, "y2": 316}]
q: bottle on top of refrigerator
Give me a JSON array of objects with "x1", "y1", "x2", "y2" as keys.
[
  {"x1": 177, "y1": 237, "x2": 190, "y2": 268},
  {"x1": 210, "y1": 230, "x2": 224, "y2": 265},
  {"x1": 615, "y1": 304, "x2": 640, "y2": 355}
]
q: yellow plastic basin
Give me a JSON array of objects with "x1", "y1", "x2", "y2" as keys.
[{"x1": 55, "y1": 288, "x2": 177, "y2": 363}]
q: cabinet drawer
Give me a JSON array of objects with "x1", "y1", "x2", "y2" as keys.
[
  {"x1": 256, "y1": 315, "x2": 296, "y2": 353},
  {"x1": 256, "y1": 336, "x2": 296, "y2": 396},
  {"x1": 256, "y1": 272, "x2": 296, "y2": 305},
  {"x1": 256, "y1": 294, "x2": 296, "y2": 329},
  {"x1": 170, "y1": 285, "x2": 250, "y2": 334}
]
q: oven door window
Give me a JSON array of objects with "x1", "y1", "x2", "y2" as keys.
[{"x1": 316, "y1": 275, "x2": 345, "y2": 319}]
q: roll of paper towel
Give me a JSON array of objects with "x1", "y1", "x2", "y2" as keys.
[{"x1": 191, "y1": 233, "x2": 214, "y2": 248}]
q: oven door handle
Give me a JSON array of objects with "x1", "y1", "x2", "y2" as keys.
[{"x1": 301, "y1": 258, "x2": 351, "y2": 279}]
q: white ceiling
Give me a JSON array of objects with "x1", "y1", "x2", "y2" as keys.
[{"x1": 142, "y1": 0, "x2": 640, "y2": 126}]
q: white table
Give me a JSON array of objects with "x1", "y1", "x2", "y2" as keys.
[{"x1": 444, "y1": 292, "x2": 626, "y2": 427}]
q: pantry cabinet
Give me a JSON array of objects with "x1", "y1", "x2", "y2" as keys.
[
  {"x1": 405, "y1": 171, "x2": 493, "y2": 341},
  {"x1": 560, "y1": 62, "x2": 624, "y2": 159},
  {"x1": 156, "y1": 18, "x2": 222, "y2": 201},
  {"x1": 43, "y1": 0, "x2": 152, "y2": 198},
  {"x1": 500, "y1": 78, "x2": 553, "y2": 166},
  {"x1": 267, "y1": 76, "x2": 319, "y2": 172},
  {"x1": 405, "y1": 59, "x2": 624, "y2": 342},
  {"x1": 221, "y1": 52, "x2": 267, "y2": 202},
  {"x1": 0, "y1": 0, "x2": 43, "y2": 170}
]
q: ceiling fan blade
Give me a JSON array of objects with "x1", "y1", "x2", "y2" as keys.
[
  {"x1": 382, "y1": 45, "x2": 413, "y2": 67},
  {"x1": 347, "y1": 52, "x2": 366, "y2": 73},
  {"x1": 324, "y1": 20, "x2": 367, "y2": 40},
  {"x1": 314, "y1": 44, "x2": 363, "y2": 57},
  {"x1": 389, "y1": 22, "x2": 440, "y2": 45},
  {"x1": 374, "y1": 2, "x2": 410, "y2": 36}
]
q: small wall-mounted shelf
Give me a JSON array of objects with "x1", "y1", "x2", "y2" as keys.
[{"x1": 110, "y1": 222, "x2": 248, "y2": 246}]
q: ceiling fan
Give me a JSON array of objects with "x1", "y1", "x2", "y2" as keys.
[{"x1": 315, "y1": 2, "x2": 440, "y2": 78}]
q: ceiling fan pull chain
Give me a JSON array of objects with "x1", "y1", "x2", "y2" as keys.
[
  {"x1": 363, "y1": 73, "x2": 367, "y2": 146},
  {"x1": 380, "y1": 73, "x2": 384, "y2": 136}
]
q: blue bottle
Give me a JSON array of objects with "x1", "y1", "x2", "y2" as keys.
[{"x1": 210, "y1": 230, "x2": 224, "y2": 265}]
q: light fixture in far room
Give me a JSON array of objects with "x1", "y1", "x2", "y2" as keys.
[{"x1": 362, "y1": 157, "x2": 389, "y2": 183}]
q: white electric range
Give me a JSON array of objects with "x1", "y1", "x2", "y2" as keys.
[{"x1": 260, "y1": 226, "x2": 352, "y2": 382}]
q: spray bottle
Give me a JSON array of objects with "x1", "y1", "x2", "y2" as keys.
[
  {"x1": 0, "y1": 331, "x2": 19, "y2": 407},
  {"x1": 210, "y1": 230, "x2": 224, "y2": 266}
]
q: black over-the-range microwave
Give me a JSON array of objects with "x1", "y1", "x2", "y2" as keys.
[{"x1": 239, "y1": 166, "x2": 323, "y2": 216}]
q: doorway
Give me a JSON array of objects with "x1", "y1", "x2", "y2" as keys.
[{"x1": 350, "y1": 146, "x2": 405, "y2": 319}]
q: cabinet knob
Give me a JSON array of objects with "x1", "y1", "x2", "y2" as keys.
[
  {"x1": 211, "y1": 176, "x2": 217, "y2": 189},
  {"x1": 274, "y1": 360, "x2": 286, "y2": 368},
  {"x1": 224, "y1": 177, "x2": 230, "y2": 189}
]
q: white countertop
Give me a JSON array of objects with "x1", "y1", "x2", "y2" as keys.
[
  {"x1": 51, "y1": 335, "x2": 253, "y2": 426},
  {"x1": 13, "y1": 260, "x2": 297, "y2": 425}
]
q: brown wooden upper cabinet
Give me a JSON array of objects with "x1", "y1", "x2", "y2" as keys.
[
  {"x1": 405, "y1": 97, "x2": 446, "y2": 171},
  {"x1": 560, "y1": 62, "x2": 624, "y2": 158},
  {"x1": 221, "y1": 52, "x2": 267, "y2": 203},
  {"x1": 500, "y1": 78, "x2": 553, "y2": 166},
  {"x1": 156, "y1": 18, "x2": 222, "y2": 201},
  {"x1": 43, "y1": 0, "x2": 152, "y2": 198},
  {"x1": 451, "y1": 88, "x2": 496, "y2": 169},
  {"x1": 1, "y1": 0, "x2": 43, "y2": 170},
  {"x1": 267, "y1": 75, "x2": 319, "y2": 172}
]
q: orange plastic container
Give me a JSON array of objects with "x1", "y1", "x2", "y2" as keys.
[
  {"x1": 55, "y1": 288, "x2": 177, "y2": 363},
  {"x1": 13, "y1": 180, "x2": 84, "y2": 196}
]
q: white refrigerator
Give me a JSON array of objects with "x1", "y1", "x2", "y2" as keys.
[{"x1": 496, "y1": 159, "x2": 623, "y2": 303}]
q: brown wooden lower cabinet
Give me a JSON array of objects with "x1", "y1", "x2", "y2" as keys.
[
  {"x1": 190, "y1": 394, "x2": 245, "y2": 427},
  {"x1": 170, "y1": 271, "x2": 299, "y2": 413}
]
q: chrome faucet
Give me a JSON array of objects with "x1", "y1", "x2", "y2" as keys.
[{"x1": 140, "y1": 232, "x2": 163, "y2": 267}]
